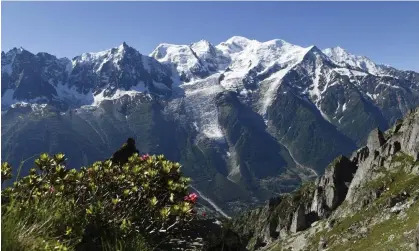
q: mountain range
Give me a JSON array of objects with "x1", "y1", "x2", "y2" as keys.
[{"x1": 2, "y1": 36, "x2": 419, "y2": 215}]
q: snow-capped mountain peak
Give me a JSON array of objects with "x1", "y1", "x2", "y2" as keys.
[
  {"x1": 119, "y1": 41, "x2": 129, "y2": 50},
  {"x1": 224, "y1": 36, "x2": 256, "y2": 47},
  {"x1": 70, "y1": 42, "x2": 141, "y2": 75},
  {"x1": 190, "y1": 40, "x2": 216, "y2": 57},
  {"x1": 217, "y1": 36, "x2": 259, "y2": 54},
  {"x1": 323, "y1": 46, "x2": 381, "y2": 75},
  {"x1": 191, "y1": 39, "x2": 212, "y2": 49},
  {"x1": 152, "y1": 36, "x2": 317, "y2": 85},
  {"x1": 75, "y1": 43, "x2": 130, "y2": 64},
  {"x1": 323, "y1": 46, "x2": 347, "y2": 59},
  {"x1": 219, "y1": 37, "x2": 310, "y2": 72},
  {"x1": 149, "y1": 43, "x2": 203, "y2": 79},
  {"x1": 1, "y1": 42, "x2": 174, "y2": 110},
  {"x1": 150, "y1": 39, "x2": 230, "y2": 82}
]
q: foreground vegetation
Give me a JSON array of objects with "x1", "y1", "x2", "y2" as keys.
[{"x1": 1, "y1": 152, "x2": 200, "y2": 250}]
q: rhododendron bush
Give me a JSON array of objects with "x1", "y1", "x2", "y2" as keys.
[{"x1": 1, "y1": 152, "x2": 199, "y2": 250}]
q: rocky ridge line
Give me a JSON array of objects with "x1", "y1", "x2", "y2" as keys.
[{"x1": 229, "y1": 107, "x2": 419, "y2": 251}]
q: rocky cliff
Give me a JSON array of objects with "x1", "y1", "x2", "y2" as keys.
[{"x1": 229, "y1": 107, "x2": 419, "y2": 251}]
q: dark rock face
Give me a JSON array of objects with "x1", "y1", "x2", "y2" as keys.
[
  {"x1": 311, "y1": 155, "x2": 358, "y2": 218},
  {"x1": 1, "y1": 49, "x2": 61, "y2": 101},
  {"x1": 267, "y1": 78, "x2": 357, "y2": 173},
  {"x1": 215, "y1": 91, "x2": 291, "y2": 182}
]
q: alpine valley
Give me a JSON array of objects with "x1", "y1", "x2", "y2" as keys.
[{"x1": 2, "y1": 36, "x2": 419, "y2": 216}]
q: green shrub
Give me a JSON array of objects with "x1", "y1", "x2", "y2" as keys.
[
  {"x1": 1, "y1": 162, "x2": 12, "y2": 183},
  {"x1": 1, "y1": 152, "x2": 198, "y2": 250}
]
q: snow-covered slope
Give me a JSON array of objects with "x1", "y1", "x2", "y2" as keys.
[
  {"x1": 154, "y1": 37, "x2": 325, "y2": 117},
  {"x1": 322, "y1": 46, "x2": 388, "y2": 76},
  {"x1": 150, "y1": 37, "x2": 419, "y2": 144},
  {"x1": 150, "y1": 40, "x2": 229, "y2": 83},
  {"x1": 152, "y1": 37, "x2": 323, "y2": 142},
  {"x1": 217, "y1": 37, "x2": 312, "y2": 90}
]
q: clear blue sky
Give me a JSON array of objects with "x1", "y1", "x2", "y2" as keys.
[{"x1": 2, "y1": 2, "x2": 419, "y2": 71}]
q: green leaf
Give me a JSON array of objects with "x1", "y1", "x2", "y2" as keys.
[
  {"x1": 40, "y1": 153, "x2": 49, "y2": 161},
  {"x1": 112, "y1": 198, "x2": 120, "y2": 205},
  {"x1": 149, "y1": 196, "x2": 158, "y2": 206},
  {"x1": 65, "y1": 227, "x2": 72, "y2": 235},
  {"x1": 54, "y1": 153, "x2": 65, "y2": 162},
  {"x1": 159, "y1": 207, "x2": 170, "y2": 218},
  {"x1": 86, "y1": 205, "x2": 94, "y2": 215}
]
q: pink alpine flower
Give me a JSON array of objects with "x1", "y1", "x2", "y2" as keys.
[
  {"x1": 140, "y1": 154, "x2": 150, "y2": 161},
  {"x1": 49, "y1": 186, "x2": 55, "y2": 193},
  {"x1": 184, "y1": 193, "x2": 198, "y2": 203}
]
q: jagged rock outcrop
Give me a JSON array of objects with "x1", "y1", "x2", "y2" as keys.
[
  {"x1": 367, "y1": 128, "x2": 386, "y2": 150},
  {"x1": 290, "y1": 205, "x2": 307, "y2": 233},
  {"x1": 229, "y1": 153, "x2": 361, "y2": 250},
  {"x1": 346, "y1": 108, "x2": 419, "y2": 205},
  {"x1": 228, "y1": 107, "x2": 419, "y2": 251},
  {"x1": 311, "y1": 155, "x2": 358, "y2": 218}
]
